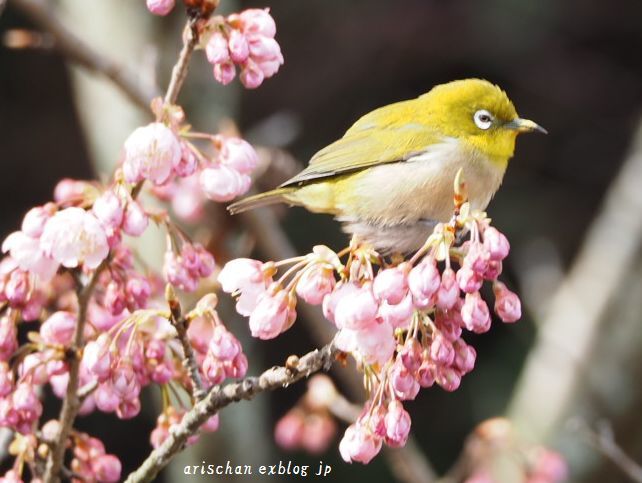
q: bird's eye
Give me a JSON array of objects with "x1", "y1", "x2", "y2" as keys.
[{"x1": 473, "y1": 110, "x2": 493, "y2": 130}]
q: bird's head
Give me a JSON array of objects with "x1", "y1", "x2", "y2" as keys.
[{"x1": 420, "y1": 78, "x2": 546, "y2": 166}]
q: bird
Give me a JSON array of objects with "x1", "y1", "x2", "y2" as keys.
[{"x1": 228, "y1": 79, "x2": 546, "y2": 254}]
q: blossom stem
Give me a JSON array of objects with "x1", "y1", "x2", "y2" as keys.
[
  {"x1": 125, "y1": 341, "x2": 338, "y2": 483},
  {"x1": 164, "y1": 16, "x2": 201, "y2": 106},
  {"x1": 43, "y1": 260, "x2": 107, "y2": 483}
]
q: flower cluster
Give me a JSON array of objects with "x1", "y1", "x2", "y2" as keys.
[
  {"x1": 202, "y1": 8, "x2": 284, "y2": 88},
  {"x1": 219, "y1": 177, "x2": 523, "y2": 463},
  {"x1": 150, "y1": 406, "x2": 220, "y2": 449}
]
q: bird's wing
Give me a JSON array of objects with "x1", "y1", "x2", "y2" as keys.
[{"x1": 281, "y1": 98, "x2": 440, "y2": 187}]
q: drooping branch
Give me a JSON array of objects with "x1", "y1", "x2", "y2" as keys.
[
  {"x1": 9, "y1": 0, "x2": 159, "y2": 110},
  {"x1": 125, "y1": 341, "x2": 338, "y2": 483}
]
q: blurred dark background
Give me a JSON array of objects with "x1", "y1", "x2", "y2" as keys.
[{"x1": 1, "y1": 0, "x2": 641, "y2": 481}]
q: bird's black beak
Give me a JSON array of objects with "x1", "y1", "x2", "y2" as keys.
[{"x1": 504, "y1": 118, "x2": 548, "y2": 134}]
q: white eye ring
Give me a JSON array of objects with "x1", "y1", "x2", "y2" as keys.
[{"x1": 474, "y1": 109, "x2": 493, "y2": 130}]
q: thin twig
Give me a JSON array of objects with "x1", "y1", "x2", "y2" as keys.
[
  {"x1": 125, "y1": 341, "x2": 338, "y2": 483},
  {"x1": 165, "y1": 285, "x2": 206, "y2": 401},
  {"x1": 164, "y1": 17, "x2": 200, "y2": 105},
  {"x1": 569, "y1": 418, "x2": 642, "y2": 483},
  {"x1": 9, "y1": 0, "x2": 158, "y2": 110},
  {"x1": 43, "y1": 261, "x2": 108, "y2": 483}
]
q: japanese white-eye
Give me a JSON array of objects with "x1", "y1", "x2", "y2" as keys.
[{"x1": 229, "y1": 78, "x2": 545, "y2": 253}]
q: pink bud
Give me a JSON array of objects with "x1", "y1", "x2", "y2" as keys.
[
  {"x1": 461, "y1": 292, "x2": 491, "y2": 333},
  {"x1": 408, "y1": 258, "x2": 440, "y2": 308},
  {"x1": 199, "y1": 165, "x2": 251, "y2": 202},
  {"x1": 104, "y1": 281, "x2": 126, "y2": 315},
  {"x1": 122, "y1": 201, "x2": 148, "y2": 237},
  {"x1": 435, "y1": 366, "x2": 461, "y2": 392},
  {"x1": 453, "y1": 339, "x2": 476, "y2": 374},
  {"x1": 111, "y1": 364, "x2": 140, "y2": 400},
  {"x1": 53, "y1": 178, "x2": 89, "y2": 204},
  {"x1": 125, "y1": 276, "x2": 151, "y2": 310},
  {"x1": 352, "y1": 320, "x2": 395, "y2": 366},
  {"x1": 249, "y1": 289, "x2": 294, "y2": 339},
  {"x1": 435, "y1": 311, "x2": 463, "y2": 341},
  {"x1": 373, "y1": 266, "x2": 408, "y2": 305},
  {"x1": 206, "y1": 32, "x2": 230, "y2": 64},
  {"x1": 228, "y1": 29, "x2": 249, "y2": 63},
  {"x1": 0, "y1": 317, "x2": 17, "y2": 361},
  {"x1": 248, "y1": 35, "x2": 282, "y2": 61},
  {"x1": 174, "y1": 142, "x2": 198, "y2": 178},
  {"x1": 201, "y1": 413, "x2": 220, "y2": 433},
  {"x1": 275, "y1": 410, "x2": 304, "y2": 450},
  {"x1": 334, "y1": 283, "x2": 378, "y2": 330},
  {"x1": 219, "y1": 137, "x2": 259, "y2": 174},
  {"x1": 456, "y1": 265, "x2": 483, "y2": 293},
  {"x1": 493, "y1": 281, "x2": 521, "y2": 323},
  {"x1": 322, "y1": 282, "x2": 357, "y2": 325},
  {"x1": 4, "y1": 270, "x2": 30, "y2": 307},
  {"x1": 296, "y1": 264, "x2": 335, "y2": 305},
  {"x1": 92, "y1": 454, "x2": 122, "y2": 483},
  {"x1": 122, "y1": 123, "x2": 181, "y2": 185},
  {"x1": 436, "y1": 267, "x2": 459, "y2": 309},
  {"x1": 116, "y1": 397, "x2": 141, "y2": 419},
  {"x1": 225, "y1": 352, "x2": 248, "y2": 379},
  {"x1": 40, "y1": 311, "x2": 76, "y2": 346},
  {"x1": 218, "y1": 258, "x2": 265, "y2": 293},
  {"x1": 213, "y1": 61, "x2": 236, "y2": 85},
  {"x1": 483, "y1": 227, "x2": 510, "y2": 261},
  {"x1": 339, "y1": 424, "x2": 382, "y2": 464},
  {"x1": 377, "y1": 293, "x2": 414, "y2": 329},
  {"x1": 82, "y1": 334, "x2": 113, "y2": 382},
  {"x1": 239, "y1": 59, "x2": 265, "y2": 89},
  {"x1": 417, "y1": 360, "x2": 436, "y2": 387},
  {"x1": 390, "y1": 361, "x2": 420, "y2": 400},
  {"x1": 209, "y1": 325, "x2": 241, "y2": 361},
  {"x1": 384, "y1": 401, "x2": 411, "y2": 448},
  {"x1": 239, "y1": 8, "x2": 277, "y2": 38},
  {"x1": 399, "y1": 338, "x2": 422, "y2": 372},
  {"x1": 463, "y1": 243, "x2": 490, "y2": 274},
  {"x1": 146, "y1": 0, "x2": 175, "y2": 16},
  {"x1": 0, "y1": 362, "x2": 13, "y2": 398},
  {"x1": 430, "y1": 333, "x2": 455, "y2": 366}
]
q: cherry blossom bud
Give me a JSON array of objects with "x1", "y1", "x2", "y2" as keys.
[
  {"x1": 2, "y1": 232, "x2": 58, "y2": 281},
  {"x1": 399, "y1": 338, "x2": 422, "y2": 372},
  {"x1": 91, "y1": 454, "x2": 121, "y2": 483},
  {"x1": 350, "y1": 320, "x2": 395, "y2": 366},
  {"x1": 239, "y1": 8, "x2": 277, "y2": 37},
  {"x1": 146, "y1": 0, "x2": 175, "y2": 16},
  {"x1": 228, "y1": 29, "x2": 250, "y2": 63},
  {"x1": 218, "y1": 258, "x2": 264, "y2": 292},
  {"x1": 530, "y1": 449, "x2": 568, "y2": 482},
  {"x1": 123, "y1": 123, "x2": 181, "y2": 185},
  {"x1": 339, "y1": 424, "x2": 382, "y2": 464},
  {"x1": 456, "y1": 265, "x2": 483, "y2": 293},
  {"x1": 377, "y1": 294, "x2": 414, "y2": 329},
  {"x1": 83, "y1": 334, "x2": 113, "y2": 382},
  {"x1": 40, "y1": 207, "x2": 109, "y2": 269},
  {"x1": 463, "y1": 243, "x2": 490, "y2": 274},
  {"x1": 126, "y1": 276, "x2": 151, "y2": 310},
  {"x1": 384, "y1": 400, "x2": 411, "y2": 448},
  {"x1": 296, "y1": 264, "x2": 336, "y2": 305},
  {"x1": 417, "y1": 360, "x2": 436, "y2": 387},
  {"x1": 21, "y1": 205, "x2": 52, "y2": 238},
  {"x1": 122, "y1": 201, "x2": 148, "y2": 237},
  {"x1": 174, "y1": 142, "x2": 198, "y2": 178},
  {"x1": 453, "y1": 339, "x2": 476, "y2": 374},
  {"x1": 111, "y1": 364, "x2": 140, "y2": 401},
  {"x1": 104, "y1": 281, "x2": 126, "y2": 315},
  {"x1": 430, "y1": 333, "x2": 455, "y2": 366},
  {"x1": 408, "y1": 257, "x2": 440, "y2": 307},
  {"x1": 206, "y1": 32, "x2": 230, "y2": 64},
  {"x1": 493, "y1": 281, "x2": 521, "y2": 323},
  {"x1": 219, "y1": 137, "x2": 259, "y2": 174},
  {"x1": 334, "y1": 283, "x2": 378, "y2": 330},
  {"x1": 4, "y1": 270, "x2": 29, "y2": 307},
  {"x1": 199, "y1": 164, "x2": 251, "y2": 202},
  {"x1": 436, "y1": 267, "x2": 459, "y2": 309},
  {"x1": 0, "y1": 362, "x2": 13, "y2": 398},
  {"x1": 248, "y1": 35, "x2": 281, "y2": 61},
  {"x1": 0, "y1": 317, "x2": 17, "y2": 361},
  {"x1": 322, "y1": 282, "x2": 357, "y2": 325},
  {"x1": 435, "y1": 366, "x2": 461, "y2": 392},
  {"x1": 390, "y1": 361, "x2": 420, "y2": 400},
  {"x1": 483, "y1": 227, "x2": 510, "y2": 261},
  {"x1": 249, "y1": 288, "x2": 294, "y2": 339},
  {"x1": 373, "y1": 265, "x2": 408, "y2": 305},
  {"x1": 213, "y1": 61, "x2": 236, "y2": 85},
  {"x1": 239, "y1": 59, "x2": 265, "y2": 89},
  {"x1": 40, "y1": 311, "x2": 76, "y2": 346},
  {"x1": 275, "y1": 410, "x2": 304, "y2": 450},
  {"x1": 461, "y1": 292, "x2": 491, "y2": 333},
  {"x1": 116, "y1": 397, "x2": 141, "y2": 419},
  {"x1": 209, "y1": 325, "x2": 241, "y2": 361}
]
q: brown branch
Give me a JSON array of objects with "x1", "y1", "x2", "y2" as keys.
[
  {"x1": 125, "y1": 341, "x2": 338, "y2": 483},
  {"x1": 569, "y1": 419, "x2": 642, "y2": 483},
  {"x1": 43, "y1": 261, "x2": 108, "y2": 483},
  {"x1": 9, "y1": 0, "x2": 158, "y2": 110},
  {"x1": 164, "y1": 17, "x2": 200, "y2": 105},
  {"x1": 165, "y1": 285, "x2": 206, "y2": 401}
]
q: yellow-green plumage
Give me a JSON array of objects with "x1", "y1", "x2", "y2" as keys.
[{"x1": 229, "y1": 79, "x2": 544, "y2": 253}]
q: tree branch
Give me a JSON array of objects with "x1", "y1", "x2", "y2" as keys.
[
  {"x1": 125, "y1": 341, "x2": 338, "y2": 483},
  {"x1": 8, "y1": 0, "x2": 158, "y2": 110}
]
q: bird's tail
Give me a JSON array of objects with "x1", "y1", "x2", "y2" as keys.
[{"x1": 227, "y1": 187, "x2": 295, "y2": 214}]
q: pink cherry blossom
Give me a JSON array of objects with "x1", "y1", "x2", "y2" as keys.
[
  {"x1": 384, "y1": 401, "x2": 411, "y2": 448},
  {"x1": 390, "y1": 361, "x2": 420, "y2": 400},
  {"x1": 248, "y1": 288, "x2": 295, "y2": 340},
  {"x1": 92, "y1": 191, "x2": 124, "y2": 230},
  {"x1": 122, "y1": 200, "x2": 148, "y2": 237},
  {"x1": 483, "y1": 227, "x2": 510, "y2": 261},
  {"x1": 239, "y1": 8, "x2": 277, "y2": 37},
  {"x1": 122, "y1": 123, "x2": 181, "y2": 185},
  {"x1": 2, "y1": 231, "x2": 58, "y2": 281},
  {"x1": 146, "y1": 0, "x2": 174, "y2": 16},
  {"x1": 377, "y1": 293, "x2": 414, "y2": 329},
  {"x1": 373, "y1": 265, "x2": 408, "y2": 305},
  {"x1": 408, "y1": 257, "x2": 440, "y2": 307},
  {"x1": 436, "y1": 267, "x2": 459, "y2": 309},
  {"x1": 21, "y1": 205, "x2": 53, "y2": 238},
  {"x1": 40, "y1": 207, "x2": 109, "y2": 269},
  {"x1": 91, "y1": 454, "x2": 121, "y2": 483},
  {"x1": 339, "y1": 424, "x2": 382, "y2": 464},
  {"x1": 296, "y1": 264, "x2": 335, "y2": 305},
  {"x1": 228, "y1": 29, "x2": 250, "y2": 63},
  {"x1": 239, "y1": 60, "x2": 265, "y2": 89},
  {"x1": 219, "y1": 137, "x2": 259, "y2": 174},
  {"x1": 301, "y1": 413, "x2": 337, "y2": 454},
  {"x1": 199, "y1": 164, "x2": 251, "y2": 202},
  {"x1": 493, "y1": 281, "x2": 522, "y2": 323},
  {"x1": 213, "y1": 61, "x2": 236, "y2": 85},
  {"x1": 461, "y1": 292, "x2": 491, "y2": 333},
  {"x1": 206, "y1": 32, "x2": 230, "y2": 64},
  {"x1": 274, "y1": 410, "x2": 304, "y2": 450},
  {"x1": 40, "y1": 311, "x2": 76, "y2": 346},
  {"x1": 334, "y1": 283, "x2": 378, "y2": 330}
]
